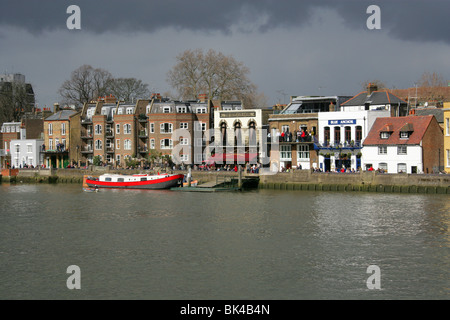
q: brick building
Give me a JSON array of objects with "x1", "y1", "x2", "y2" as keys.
[
  {"x1": 147, "y1": 94, "x2": 213, "y2": 165},
  {"x1": 43, "y1": 110, "x2": 81, "y2": 168},
  {"x1": 0, "y1": 122, "x2": 21, "y2": 168},
  {"x1": 443, "y1": 103, "x2": 450, "y2": 173}
]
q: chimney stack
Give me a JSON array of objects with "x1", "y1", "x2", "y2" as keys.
[{"x1": 367, "y1": 83, "x2": 378, "y2": 96}]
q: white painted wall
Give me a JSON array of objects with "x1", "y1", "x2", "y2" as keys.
[
  {"x1": 362, "y1": 145, "x2": 423, "y2": 173},
  {"x1": 10, "y1": 139, "x2": 44, "y2": 168}
]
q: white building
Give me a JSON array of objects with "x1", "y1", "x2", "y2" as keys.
[
  {"x1": 10, "y1": 138, "x2": 44, "y2": 168},
  {"x1": 362, "y1": 115, "x2": 443, "y2": 174},
  {"x1": 316, "y1": 109, "x2": 390, "y2": 171},
  {"x1": 211, "y1": 106, "x2": 264, "y2": 164}
]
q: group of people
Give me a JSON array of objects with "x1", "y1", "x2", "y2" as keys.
[{"x1": 269, "y1": 128, "x2": 314, "y2": 143}]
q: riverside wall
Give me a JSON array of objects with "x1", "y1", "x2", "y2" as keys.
[{"x1": 1, "y1": 167, "x2": 450, "y2": 194}]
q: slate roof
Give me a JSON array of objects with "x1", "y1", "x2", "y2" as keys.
[
  {"x1": 45, "y1": 110, "x2": 77, "y2": 121},
  {"x1": 363, "y1": 115, "x2": 434, "y2": 146},
  {"x1": 414, "y1": 108, "x2": 444, "y2": 123},
  {"x1": 342, "y1": 90, "x2": 407, "y2": 106}
]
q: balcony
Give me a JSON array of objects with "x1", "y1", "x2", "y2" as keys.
[
  {"x1": 138, "y1": 130, "x2": 148, "y2": 138},
  {"x1": 81, "y1": 133, "x2": 93, "y2": 139},
  {"x1": 106, "y1": 130, "x2": 114, "y2": 138},
  {"x1": 81, "y1": 146, "x2": 93, "y2": 154}
]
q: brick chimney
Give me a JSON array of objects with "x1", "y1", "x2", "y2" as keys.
[
  {"x1": 367, "y1": 83, "x2": 378, "y2": 96},
  {"x1": 198, "y1": 93, "x2": 208, "y2": 102}
]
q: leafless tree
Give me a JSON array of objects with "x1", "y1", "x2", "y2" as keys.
[
  {"x1": 58, "y1": 65, "x2": 113, "y2": 107},
  {"x1": 167, "y1": 49, "x2": 257, "y2": 105},
  {"x1": 107, "y1": 78, "x2": 150, "y2": 102},
  {"x1": 417, "y1": 71, "x2": 446, "y2": 104},
  {"x1": 0, "y1": 81, "x2": 35, "y2": 123}
]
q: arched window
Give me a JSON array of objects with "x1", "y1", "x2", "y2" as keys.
[
  {"x1": 234, "y1": 121, "x2": 242, "y2": 146},
  {"x1": 324, "y1": 126, "x2": 330, "y2": 146},
  {"x1": 220, "y1": 122, "x2": 227, "y2": 146},
  {"x1": 123, "y1": 124, "x2": 131, "y2": 134},
  {"x1": 249, "y1": 121, "x2": 257, "y2": 146}
]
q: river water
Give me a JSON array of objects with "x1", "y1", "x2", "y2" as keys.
[{"x1": 0, "y1": 183, "x2": 448, "y2": 300}]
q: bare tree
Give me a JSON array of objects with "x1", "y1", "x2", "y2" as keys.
[
  {"x1": 417, "y1": 71, "x2": 446, "y2": 104},
  {"x1": 58, "y1": 65, "x2": 113, "y2": 107},
  {"x1": 107, "y1": 78, "x2": 150, "y2": 102},
  {"x1": 0, "y1": 81, "x2": 35, "y2": 123},
  {"x1": 167, "y1": 49, "x2": 257, "y2": 104},
  {"x1": 361, "y1": 79, "x2": 387, "y2": 91}
]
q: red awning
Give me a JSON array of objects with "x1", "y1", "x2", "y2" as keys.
[{"x1": 205, "y1": 153, "x2": 258, "y2": 164}]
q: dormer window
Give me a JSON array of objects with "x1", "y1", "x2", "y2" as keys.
[
  {"x1": 380, "y1": 132, "x2": 390, "y2": 139},
  {"x1": 400, "y1": 131, "x2": 409, "y2": 139}
]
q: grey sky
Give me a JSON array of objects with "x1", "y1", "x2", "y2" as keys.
[{"x1": 1, "y1": 0, "x2": 449, "y2": 108}]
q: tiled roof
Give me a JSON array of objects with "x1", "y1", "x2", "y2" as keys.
[
  {"x1": 342, "y1": 90, "x2": 407, "y2": 106},
  {"x1": 363, "y1": 115, "x2": 434, "y2": 146},
  {"x1": 45, "y1": 110, "x2": 77, "y2": 121},
  {"x1": 414, "y1": 108, "x2": 444, "y2": 123}
]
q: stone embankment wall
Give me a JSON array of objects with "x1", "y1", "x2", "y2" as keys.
[{"x1": 2, "y1": 167, "x2": 449, "y2": 194}]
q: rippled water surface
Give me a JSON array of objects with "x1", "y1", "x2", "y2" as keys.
[{"x1": 0, "y1": 183, "x2": 449, "y2": 299}]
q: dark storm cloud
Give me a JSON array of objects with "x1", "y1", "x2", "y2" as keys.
[{"x1": 1, "y1": 1, "x2": 449, "y2": 43}]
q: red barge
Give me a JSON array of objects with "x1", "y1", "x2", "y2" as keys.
[{"x1": 84, "y1": 173, "x2": 184, "y2": 190}]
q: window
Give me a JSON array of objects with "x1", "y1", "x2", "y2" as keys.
[
  {"x1": 49, "y1": 139, "x2": 53, "y2": 150},
  {"x1": 446, "y1": 118, "x2": 449, "y2": 136},
  {"x1": 61, "y1": 123, "x2": 66, "y2": 135},
  {"x1": 281, "y1": 125, "x2": 290, "y2": 133},
  {"x1": 324, "y1": 126, "x2": 330, "y2": 145},
  {"x1": 355, "y1": 126, "x2": 362, "y2": 143},
  {"x1": 150, "y1": 123, "x2": 155, "y2": 133},
  {"x1": 123, "y1": 124, "x2": 131, "y2": 134},
  {"x1": 378, "y1": 146, "x2": 387, "y2": 155},
  {"x1": 344, "y1": 126, "x2": 351, "y2": 143},
  {"x1": 297, "y1": 145, "x2": 309, "y2": 160},
  {"x1": 160, "y1": 139, "x2": 173, "y2": 149},
  {"x1": 400, "y1": 131, "x2": 409, "y2": 139},
  {"x1": 397, "y1": 163, "x2": 407, "y2": 173},
  {"x1": 280, "y1": 145, "x2": 291, "y2": 160},
  {"x1": 180, "y1": 138, "x2": 189, "y2": 145},
  {"x1": 195, "y1": 122, "x2": 206, "y2": 131},
  {"x1": 397, "y1": 145, "x2": 407, "y2": 155},
  {"x1": 334, "y1": 126, "x2": 341, "y2": 143},
  {"x1": 180, "y1": 122, "x2": 188, "y2": 129},
  {"x1": 124, "y1": 139, "x2": 131, "y2": 150},
  {"x1": 163, "y1": 106, "x2": 171, "y2": 113},
  {"x1": 160, "y1": 123, "x2": 173, "y2": 133},
  {"x1": 95, "y1": 140, "x2": 103, "y2": 150},
  {"x1": 95, "y1": 124, "x2": 102, "y2": 135},
  {"x1": 116, "y1": 124, "x2": 120, "y2": 134},
  {"x1": 378, "y1": 163, "x2": 388, "y2": 171},
  {"x1": 118, "y1": 108, "x2": 123, "y2": 115},
  {"x1": 48, "y1": 123, "x2": 53, "y2": 135},
  {"x1": 116, "y1": 154, "x2": 121, "y2": 164},
  {"x1": 126, "y1": 107, "x2": 134, "y2": 115},
  {"x1": 196, "y1": 107, "x2": 207, "y2": 113},
  {"x1": 447, "y1": 149, "x2": 450, "y2": 167},
  {"x1": 150, "y1": 139, "x2": 155, "y2": 149},
  {"x1": 116, "y1": 139, "x2": 120, "y2": 149},
  {"x1": 27, "y1": 145, "x2": 32, "y2": 153},
  {"x1": 180, "y1": 154, "x2": 189, "y2": 162},
  {"x1": 380, "y1": 132, "x2": 390, "y2": 139},
  {"x1": 177, "y1": 106, "x2": 187, "y2": 113}
]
